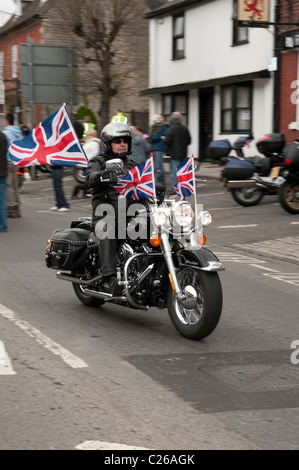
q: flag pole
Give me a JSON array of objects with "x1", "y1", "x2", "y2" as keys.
[
  {"x1": 150, "y1": 152, "x2": 157, "y2": 208},
  {"x1": 192, "y1": 154, "x2": 199, "y2": 232},
  {"x1": 63, "y1": 103, "x2": 88, "y2": 163}
]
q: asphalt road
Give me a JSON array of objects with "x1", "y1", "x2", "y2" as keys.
[{"x1": 0, "y1": 171, "x2": 298, "y2": 450}]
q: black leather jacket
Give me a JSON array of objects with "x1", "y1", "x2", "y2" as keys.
[{"x1": 86, "y1": 152, "x2": 136, "y2": 215}]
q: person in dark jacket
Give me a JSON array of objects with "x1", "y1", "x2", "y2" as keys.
[
  {"x1": 0, "y1": 131, "x2": 8, "y2": 232},
  {"x1": 149, "y1": 114, "x2": 169, "y2": 185},
  {"x1": 163, "y1": 111, "x2": 191, "y2": 187},
  {"x1": 86, "y1": 122, "x2": 136, "y2": 296}
]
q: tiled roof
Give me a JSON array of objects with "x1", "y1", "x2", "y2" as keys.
[{"x1": 0, "y1": 0, "x2": 51, "y2": 37}]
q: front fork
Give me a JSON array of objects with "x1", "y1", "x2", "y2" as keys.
[{"x1": 160, "y1": 233, "x2": 184, "y2": 301}]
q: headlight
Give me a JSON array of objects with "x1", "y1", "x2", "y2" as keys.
[
  {"x1": 153, "y1": 209, "x2": 168, "y2": 227},
  {"x1": 199, "y1": 211, "x2": 213, "y2": 227},
  {"x1": 172, "y1": 202, "x2": 194, "y2": 227}
]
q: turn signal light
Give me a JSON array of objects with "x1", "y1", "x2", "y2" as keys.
[
  {"x1": 150, "y1": 235, "x2": 161, "y2": 247},
  {"x1": 197, "y1": 235, "x2": 206, "y2": 245}
]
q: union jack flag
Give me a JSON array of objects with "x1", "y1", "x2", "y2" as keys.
[
  {"x1": 174, "y1": 158, "x2": 195, "y2": 197},
  {"x1": 114, "y1": 157, "x2": 155, "y2": 200},
  {"x1": 9, "y1": 105, "x2": 87, "y2": 167}
]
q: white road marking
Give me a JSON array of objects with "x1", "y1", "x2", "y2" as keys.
[
  {"x1": 0, "y1": 340, "x2": 16, "y2": 375},
  {"x1": 0, "y1": 304, "x2": 88, "y2": 369},
  {"x1": 250, "y1": 264, "x2": 280, "y2": 272},
  {"x1": 218, "y1": 224, "x2": 258, "y2": 229},
  {"x1": 263, "y1": 273, "x2": 299, "y2": 286},
  {"x1": 75, "y1": 440, "x2": 150, "y2": 450}
]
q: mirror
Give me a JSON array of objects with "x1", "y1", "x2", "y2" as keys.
[{"x1": 106, "y1": 158, "x2": 124, "y2": 171}]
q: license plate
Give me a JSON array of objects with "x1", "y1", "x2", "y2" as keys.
[{"x1": 270, "y1": 166, "x2": 281, "y2": 179}]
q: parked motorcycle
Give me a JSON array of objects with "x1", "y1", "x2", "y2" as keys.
[
  {"x1": 278, "y1": 139, "x2": 299, "y2": 214},
  {"x1": 208, "y1": 133, "x2": 285, "y2": 207},
  {"x1": 45, "y1": 158, "x2": 224, "y2": 340}
]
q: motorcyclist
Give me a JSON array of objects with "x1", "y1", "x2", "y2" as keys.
[{"x1": 86, "y1": 122, "x2": 136, "y2": 295}]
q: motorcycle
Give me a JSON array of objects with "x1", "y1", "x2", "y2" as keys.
[
  {"x1": 45, "y1": 158, "x2": 224, "y2": 341},
  {"x1": 278, "y1": 139, "x2": 299, "y2": 214},
  {"x1": 208, "y1": 133, "x2": 285, "y2": 207}
]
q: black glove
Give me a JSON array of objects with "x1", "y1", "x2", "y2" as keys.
[{"x1": 100, "y1": 170, "x2": 118, "y2": 183}]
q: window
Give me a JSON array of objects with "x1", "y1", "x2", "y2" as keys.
[
  {"x1": 11, "y1": 44, "x2": 18, "y2": 79},
  {"x1": 173, "y1": 14, "x2": 185, "y2": 60},
  {"x1": 163, "y1": 92, "x2": 188, "y2": 124},
  {"x1": 221, "y1": 83, "x2": 252, "y2": 133},
  {"x1": 232, "y1": 0, "x2": 248, "y2": 45}
]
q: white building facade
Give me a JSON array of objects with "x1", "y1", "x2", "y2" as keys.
[{"x1": 142, "y1": 0, "x2": 276, "y2": 159}]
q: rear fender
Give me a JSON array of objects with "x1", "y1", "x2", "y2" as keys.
[{"x1": 177, "y1": 248, "x2": 225, "y2": 272}]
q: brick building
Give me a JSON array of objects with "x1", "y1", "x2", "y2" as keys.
[
  {"x1": 0, "y1": 0, "x2": 167, "y2": 130},
  {"x1": 278, "y1": 0, "x2": 299, "y2": 144}
]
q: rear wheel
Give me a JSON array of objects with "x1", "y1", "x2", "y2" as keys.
[
  {"x1": 167, "y1": 268, "x2": 222, "y2": 340},
  {"x1": 279, "y1": 181, "x2": 299, "y2": 214},
  {"x1": 231, "y1": 187, "x2": 263, "y2": 206},
  {"x1": 73, "y1": 282, "x2": 106, "y2": 307}
]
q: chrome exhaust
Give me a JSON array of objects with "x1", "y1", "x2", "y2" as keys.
[
  {"x1": 227, "y1": 180, "x2": 257, "y2": 188},
  {"x1": 56, "y1": 272, "x2": 102, "y2": 285}
]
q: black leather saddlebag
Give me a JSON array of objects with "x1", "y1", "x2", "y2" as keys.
[{"x1": 45, "y1": 228, "x2": 91, "y2": 270}]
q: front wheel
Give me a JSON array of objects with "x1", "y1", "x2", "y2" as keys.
[
  {"x1": 231, "y1": 187, "x2": 263, "y2": 206},
  {"x1": 167, "y1": 268, "x2": 223, "y2": 340},
  {"x1": 279, "y1": 180, "x2": 299, "y2": 214}
]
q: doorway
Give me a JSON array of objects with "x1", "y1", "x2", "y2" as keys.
[{"x1": 199, "y1": 88, "x2": 214, "y2": 161}]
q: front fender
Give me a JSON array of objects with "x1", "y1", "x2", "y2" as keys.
[{"x1": 177, "y1": 248, "x2": 225, "y2": 272}]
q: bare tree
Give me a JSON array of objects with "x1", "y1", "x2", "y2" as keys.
[{"x1": 55, "y1": 0, "x2": 142, "y2": 128}]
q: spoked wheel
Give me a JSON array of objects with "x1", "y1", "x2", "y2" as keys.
[
  {"x1": 279, "y1": 181, "x2": 299, "y2": 214},
  {"x1": 167, "y1": 268, "x2": 223, "y2": 340},
  {"x1": 231, "y1": 187, "x2": 263, "y2": 206}
]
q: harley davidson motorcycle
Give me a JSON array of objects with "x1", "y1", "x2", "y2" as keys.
[
  {"x1": 278, "y1": 139, "x2": 299, "y2": 214},
  {"x1": 45, "y1": 159, "x2": 224, "y2": 340},
  {"x1": 208, "y1": 133, "x2": 286, "y2": 207}
]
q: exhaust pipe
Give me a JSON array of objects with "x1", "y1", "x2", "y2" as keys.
[
  {"x1": 227, "y1": 180, "x2": 257, "y2": 188},
  {"x1": 56, "y1": 272, "x2": 102, "y2": 285}
]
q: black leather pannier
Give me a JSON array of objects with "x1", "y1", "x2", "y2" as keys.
[{"x1": 45, "y1": 228, "x2": 91, "y2": 270}]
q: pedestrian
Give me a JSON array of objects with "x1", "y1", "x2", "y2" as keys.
[
  {"x1": 71, "y1": 112, "x2": 84, "y2": 141},
  {"x1": 50, "y1": 165, "x2": 70, "y2": 212},
  {"x1": 130, "y1": 126, "x2": 151, "y2": 164},
  {"x1": 86, "y1": 121, "x2": 136, "y2": 296},
  {"x1": 82, "y1": 116, "x2": 95, "y2": 141},
  {"x1": 111, "y1": 109, "x2": 128, "y2": 124},
  {"x1": 0, "y1": 131, "x2": 8, "y2": 232},
  {"x1": 149, "y1": 114, "x2": 169, "y2": 185},
  {"x1": 2, "y1": 113, "x2": 24, "y2": 218},
  {"x1": 163, "y1": 111, "x2": 191, "y2": 187},
  {"x1": 71, "y1": 129, "x2": 101, "y2": 199}
]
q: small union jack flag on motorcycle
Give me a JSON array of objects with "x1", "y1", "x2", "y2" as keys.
[
  {"x1": 9, "y1": 105, "x2": 87, "y2": 167},
  {"x1": 114, "y1": 156, "x2": 155, "y2": 200},
  {"x1": 174, "y1": 158, "x2": 195, "y2": 197}
]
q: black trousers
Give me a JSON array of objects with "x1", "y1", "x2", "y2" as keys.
[{"x1": 93, "y1": 193, "x2": 127, "y2": 278}]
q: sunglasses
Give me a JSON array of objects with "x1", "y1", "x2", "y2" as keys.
[{"x1": 112, "y1": 138, "x2": 130, "y2": 144}]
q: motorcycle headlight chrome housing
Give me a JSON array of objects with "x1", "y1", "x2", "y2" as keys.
[
  {"x1": 152, "y1": 209, "x2": 168, "y2": 227},
  {"x1": 199, "y1": 211, "x2": 213, "y2": 227},
  {"x1": 172, "y1": 201, "x2": 194, "y2": 228}
]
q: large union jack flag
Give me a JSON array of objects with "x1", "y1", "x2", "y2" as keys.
[
  {"x1": 114, "y1": 157, "x2": 155, "y2": 200},
  {"x1": 9, "y1": 105, "x2": 87, "y2": 167},
  {"x1": 174, "y1": 158, "x2": 195, "y2": 197}
]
